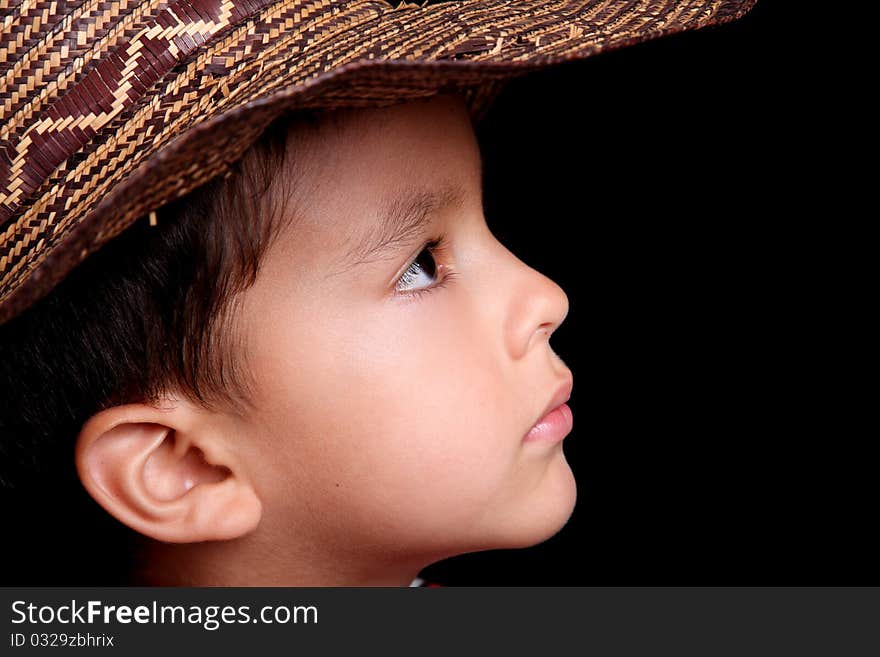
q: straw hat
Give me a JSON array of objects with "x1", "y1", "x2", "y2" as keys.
[{"x1": 0, "y1": 0, "x2": 756, "y2": 324}]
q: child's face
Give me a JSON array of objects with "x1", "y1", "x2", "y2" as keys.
[{"x1": 233, "y1": 94, "x2": 574, "y2": 577}]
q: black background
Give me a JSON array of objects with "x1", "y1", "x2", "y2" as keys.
[
  {"x1": 421, "y1": 2, "x2": 870, "y2": 585},
  {"x1": 4, "y1": 2, "x2": 863, "y2": 589}
]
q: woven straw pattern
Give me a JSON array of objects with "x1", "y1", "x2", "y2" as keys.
[{"x1": 0, "y1": 0, "x2": 757, "y2": 323}]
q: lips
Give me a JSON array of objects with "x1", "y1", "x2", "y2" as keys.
[
  {"x1": 538, "y1": 378, "x2": 573, "y2": 425},
  {"x1": 523, "y1": 377, "x2": 574, "y2": 444}
]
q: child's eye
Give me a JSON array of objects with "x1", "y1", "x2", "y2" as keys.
[{"x1": 394, "y1": 235, "x2": 456, "y2": 299}]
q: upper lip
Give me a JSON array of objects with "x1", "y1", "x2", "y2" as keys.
[{"x1": 533, "y1": 375, "x2": 573, "y2": 427}]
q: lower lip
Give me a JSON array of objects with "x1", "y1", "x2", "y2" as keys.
[{"x1": 523, "y1": 403, "x2": 573, "y2": 444}]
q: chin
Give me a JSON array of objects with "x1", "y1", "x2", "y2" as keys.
[{"x1": 479, "y1": 451, "x2": 579, "y2": 551}]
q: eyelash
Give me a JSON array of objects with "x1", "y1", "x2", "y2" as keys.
[{"x1": 395, "y1": 234, "x2": 457, "y2": 301}]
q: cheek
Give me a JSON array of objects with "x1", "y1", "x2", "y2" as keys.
[
  {"x1": 334, "y1": 305, "x2": 514, "y2": 499},
  {"x1": 247, "y1": 288, "x2": 560, "y2": 547},
  {"x1": 297, "y1": 296, "x2": 521, "y2": 525}
]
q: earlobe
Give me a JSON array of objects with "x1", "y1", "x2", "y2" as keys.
[{"x1": 75, "y1": 405, "x2": 262, "y2": 543}]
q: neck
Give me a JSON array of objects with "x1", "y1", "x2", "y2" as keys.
[{"x1": 130, "y1": 533, "x2": 428, "y2": 586}]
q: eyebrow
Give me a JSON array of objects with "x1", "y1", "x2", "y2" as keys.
[{"x1": 339, "y1": 181, "x2": 469, "y2": 270}]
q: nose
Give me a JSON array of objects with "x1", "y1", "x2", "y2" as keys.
[{"x1": 497, "y1": 242, "x2": 570, "y2": 362}]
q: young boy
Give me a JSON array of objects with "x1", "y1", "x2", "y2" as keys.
[
  {"x1": 3, "y1": 92, "x2": 576, "y2": 586},
  {"x1": 0, "y1": 0, "x2": 755, "y2": 585}
]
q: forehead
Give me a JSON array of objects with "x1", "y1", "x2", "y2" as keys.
[{"x1": 270, "y1": 96, "x2": 483, "y2": 268}]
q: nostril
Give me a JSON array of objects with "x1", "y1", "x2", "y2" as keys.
[{"x1": 528, "y1": 323, "x2": 555, "y2": 354}]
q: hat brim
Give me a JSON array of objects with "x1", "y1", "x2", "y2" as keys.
[{"x1": 0, "y1": 0, "x2": 757, "y2": 324}]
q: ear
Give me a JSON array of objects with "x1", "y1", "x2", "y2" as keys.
[{"x1": 74, "y1": 398, "x2": 262, "y2": 543}]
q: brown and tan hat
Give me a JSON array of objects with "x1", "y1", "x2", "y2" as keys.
[{"x1": 0, "y1": 0, "x2": 756, "y2": 324}]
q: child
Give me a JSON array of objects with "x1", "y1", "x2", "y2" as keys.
[{"x1": 0, "y1": 0, "x2": 756, "y2": 585}]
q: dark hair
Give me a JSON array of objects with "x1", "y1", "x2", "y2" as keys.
[{"x1": 0, "y1": 108, "x2": 320, "y2": 584}]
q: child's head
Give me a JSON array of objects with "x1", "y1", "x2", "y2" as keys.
[{"x1": 1, "y1": 92, "x2": 574, "y2": 585}]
